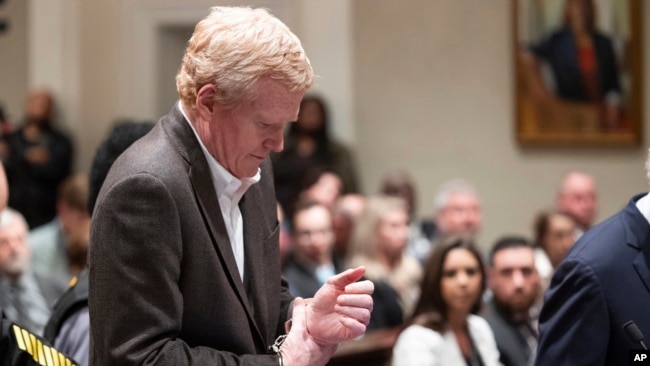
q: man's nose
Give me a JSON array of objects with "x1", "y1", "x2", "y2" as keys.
[
  {"x1": 512, "y1": 271, "x2": 525, "y2": 287},
  {"x1": 457, "y1": 271, "x2": 469, "y2": 286},
  {"x1": 267, "y1": 131, "x2": 284, "y2": 152}
]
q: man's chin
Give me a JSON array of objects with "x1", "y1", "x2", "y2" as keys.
[
  {"x1": 233, "y1": 166, "x2": 261, "y2": 179},
  {"x1": 4, "y1": 267, "x2": 25, "y2": 279},
  {"x1": 510, "y1": 301, "x2": 535, "y2": 313},
  {"x1": 497, "y1": 299, "x2": 534, "y2": 314}
]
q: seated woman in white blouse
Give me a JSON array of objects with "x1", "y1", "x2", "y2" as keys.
[{"x1": 392, "y1": 237, "x2": 501, "y2": 366}]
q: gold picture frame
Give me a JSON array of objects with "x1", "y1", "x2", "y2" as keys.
[{"x1": 514, "y1": 0, "x2": 643, "y2": 147}]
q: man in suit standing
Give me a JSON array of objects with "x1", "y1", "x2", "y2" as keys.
[
  {"x1": 536, "y1": 152, "x2": 650, "y2": 364},
  {"x1": 483, "y1": 236, "x2": 540, "y2": 366},
  {"x1": 88, "y1": 6, "x2": 374, "y2": 366}
]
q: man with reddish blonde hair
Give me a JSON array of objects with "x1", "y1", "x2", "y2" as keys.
[{"x1": 89, "y1": 6, "x2": 373, "y2": 366}]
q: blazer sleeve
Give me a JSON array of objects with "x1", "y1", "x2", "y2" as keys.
[
  {"x1": 89, "y1": 173, "x2": 280, "y2": 366},
  {"x1": 535, "y1": 257, "x2": 609, "y2": 366}
]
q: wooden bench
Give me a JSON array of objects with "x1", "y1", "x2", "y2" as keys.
[{"x1": 327, "y1": 326, "x2": 401, "y2": 366}]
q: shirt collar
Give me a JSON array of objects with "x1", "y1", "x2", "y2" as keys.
[
  {"x1": 178, "y1": 101, "x2": 260, "y2": 203},
  {"x1": 635, "y1": 193, "x2": 650, "y2": 225}
]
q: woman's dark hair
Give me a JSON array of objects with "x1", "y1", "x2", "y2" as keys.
[
  {"x1": 288, "y1": 94, "x2": 330, "y2": 146},
  {"x1": 299, "y1": 165, "x2": 338, "y2": 193},
  {"x1": 88, "y1": 120, "x2": 155, "y2": 215},
  {"x1": 533, "y1": 209, "x2": 575, "y2": 250},
  {"x1": 408, "y1": 236, "x2": 486, "y2": 332}
]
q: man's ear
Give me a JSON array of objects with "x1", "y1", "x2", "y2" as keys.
[{"x1": 196, "y1": 84, "x2": 217, "y2": 121}]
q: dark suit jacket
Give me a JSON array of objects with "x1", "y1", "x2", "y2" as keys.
[
  {"x1": 283, "y1": 255, "x2": 333, "y2": 299},
  {"x1": 482, "y1": 299, "x2": 534, "y2": 366},
  {"x1": 531, "y1": 28, "x2": 621, "y2": 103},
  {"x1": 88, "y1": 105, "x2": 293, "y2": 365},
  {"x1": 536, "y1": 194, "x2": 650, "y2": 365}
]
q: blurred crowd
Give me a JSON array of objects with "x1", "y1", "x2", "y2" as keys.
[
  {"x1": 0, "y1": 89, "x2": 599, "y2": 366},
  {"x1": 269, "y1": 94, "x2": 596, "y2": 366},
  {"x1": 0, "y1": 89, "x2": 154, "y2": 365}
]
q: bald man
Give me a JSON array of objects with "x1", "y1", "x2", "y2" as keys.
[{"x1": 556, "y1": 171, "x2": 597, "y2": 236}]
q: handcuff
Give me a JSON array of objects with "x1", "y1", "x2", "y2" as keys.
[{"x1": 269, "y1": 319, "x2": 293, "y2": 366}]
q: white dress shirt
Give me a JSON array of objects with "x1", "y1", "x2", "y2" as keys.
[
  {"x1": 635, "y1": 193, "x2": 650, "y2": 225},
  {"x1": 179, "y1": 101, "x2": 260, "y2": 281}
]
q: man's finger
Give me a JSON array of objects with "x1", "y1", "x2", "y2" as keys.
[
  {"x1": 333, "y1": 305, "x2": 372, "y2": 325},
  {"x1": 336, "y1": 294, "x2": 374, "y2": 310},
  {"x1": 291, "y1": 297, "x2": 306, "y2": 330},
  {"x1": 343, "y1": 280, "x2": 374, "y2": 294},
  {"x1": 339, "y1": 317, "x2": 367, "y2": 338},
  {"x1": 326, "y1": 266, "x2": 366, "y2": 289}
]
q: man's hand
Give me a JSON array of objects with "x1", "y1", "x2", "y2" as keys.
[
  {"x1": 280, "y1": 297, "x2": 337, "y2": 366},
  {"x1": 306, "y1": 267, "x2": 374, "y2": 345}
]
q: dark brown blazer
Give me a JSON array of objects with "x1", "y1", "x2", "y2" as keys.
[{"x1": 88, "y1": 105, "x2": 292, "y2": 365}]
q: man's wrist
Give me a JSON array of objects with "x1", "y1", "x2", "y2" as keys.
[{"x1": 270, "y1": 334, "x2": 287, "y2": 366}]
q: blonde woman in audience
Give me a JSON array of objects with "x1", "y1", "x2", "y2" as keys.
[
  {"x1": 392, "y1": 237, "x2": 501, "y2": 366},
  {"x1": 346, "y1": 195, "x2": 422, "y2": 329}
]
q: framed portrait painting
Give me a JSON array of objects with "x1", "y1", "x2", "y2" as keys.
[{"x1": 514, "y1": 0, "x2": 643, "y2": 147}]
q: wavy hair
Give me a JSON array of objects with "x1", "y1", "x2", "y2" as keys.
[{"x1": 176, "y1": 6, "x2": 313, "y2": 110}]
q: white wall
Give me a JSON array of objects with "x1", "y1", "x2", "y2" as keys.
[
  {"x1": 294, "y1": 1, "x2": 355, "y2": 145},
  {"x1": 29, "y1": 0, "x2": 82, "y2": 163},
  {"x1": 0, "y1": 0, "x2": 28, "y2": 124}
]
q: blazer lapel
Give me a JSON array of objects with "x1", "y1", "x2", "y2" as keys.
[
  {"x1": 633, "y1": 250, "x2": 650, "y2": 294},
  {"x1": 162, "y1": 105, "x2": 265, "y2": 344},
  {"x1": 624, "y1": 196, "x2": 650, "y2": 294},
  {"x1": 189, "y1": 164, "x2": 249, "y2": 298},
  {"x1": 240, "y1": 186, "x2": 270, "y2": 341}
]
